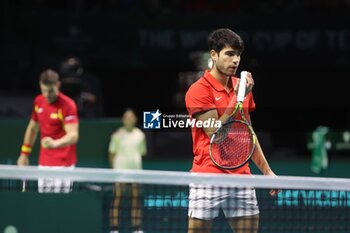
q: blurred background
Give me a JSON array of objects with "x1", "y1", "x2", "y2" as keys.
[{"x1": 1, "y1": 0, "x2": 350, "y2": 175}]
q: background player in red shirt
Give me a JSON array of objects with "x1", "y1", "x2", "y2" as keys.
[
  {"x1": 185, "y1": 28, "x2": 278, "y2": 233},
  {"x1": 17, "y1": 69, "x2": 79, "y2": 193}
]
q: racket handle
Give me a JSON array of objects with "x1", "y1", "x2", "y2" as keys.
[{"x1": 237, "y1": 71, "x2": 247, "y2": 102}]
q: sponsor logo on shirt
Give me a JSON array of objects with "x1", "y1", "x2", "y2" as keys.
[
  {"x1": 65, "y1": 115, "x2": 76, "y2": 121},
  {"x1": 50, "y1": 113, "x2": 58, "y2": 119},
  {"x1": 35, "y1": 105, "x2": 43, "y2": 113}
]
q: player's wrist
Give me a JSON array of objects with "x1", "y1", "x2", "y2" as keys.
[
  {"x1": 21, "y1": 144, "x2": 32, "y2": 156},
  {"x1": 264, "y1": 169, "x2": 275, "y2": 176}
]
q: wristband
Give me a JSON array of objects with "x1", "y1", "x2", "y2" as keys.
[{"x1": 21, "y1": 144, "x2": 32, "y2": 156}]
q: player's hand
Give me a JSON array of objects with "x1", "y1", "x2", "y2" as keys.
[
  {"x1": 269, "y1": 188, "x2": 280, "y2": 196},
  {"x1": 245, "y1": 72, "x2": 254, "y2": 95},
  {"x1": 17, "y1": 154, "x2": 29, "y2": 166},
  {"x1": 41, "y1": 137, "x2": 58, "y2": 149},
  {"x1": 234, "y1": 71, "x2": 254, "y2": 96},
  {"x1": 264, "y1": 171, "x2": 281, "y2": 196}
]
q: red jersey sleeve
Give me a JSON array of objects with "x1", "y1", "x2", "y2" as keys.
[
  {"x1": 185, "y1": 82, "x2": 216, "y2": 117},
  {"x1": 31, "y1": 96, "x2": 39, "y2": 122},
  {"x1": 62, "y1": 100, "x2": 79, "y2": 124},
  {"x1": 248, "y1": 92, "x2": 256, "y2": 112}
]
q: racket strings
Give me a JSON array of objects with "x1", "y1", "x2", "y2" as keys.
[{"x1": 211, "y1": 121, "x2": 254, "y2": 168}]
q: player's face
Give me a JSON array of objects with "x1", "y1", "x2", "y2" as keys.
[
  {"x1": 123, "y1": 110, "x2": 137, "y2": 130},
  {"x1": 214, "y1": 46, "x2": 241, "y2": 76},
  {"x1": 40, "y1": 83, "x2": 60, "y2": 104}
]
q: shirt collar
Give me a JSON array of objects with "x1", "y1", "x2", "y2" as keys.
[{"x1": 203, "y1": 70, "x2": 236, "y2": 92}]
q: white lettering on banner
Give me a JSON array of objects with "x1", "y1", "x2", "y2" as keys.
[
  {"x1": 326, "y1": 30, "x2": 350, "y2": 50},
  {"x1": 138, "y1": 29, "x2": 176, "y2": 49},
  {"x1": 277, "y1": 190, "x2": 350, "y2": 207},
  {"x1": 138, "y1": 29, "x2": 349, "y2": 51},
  {"x1": 178, "y1": 30, "x2": 208, "y2": 48}
]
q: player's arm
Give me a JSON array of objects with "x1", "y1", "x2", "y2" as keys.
[
  {"x1": 251, "y1": 138, "x2": 279, "y2": 196},
  {"x1": 195, "y1": 93, "x2": 245, "y2": 138},
  {"x1": 251, "y1": 139, "x2": 274, "y2": 175},
  {"x1": 108, "y1": 134, "x2": 118, "y2": 168},
  {"x1": 17, "y1": 120, "x2": 39, "y2": 166},
  {"x1": 108, "y1": 152, "x2": 115, "y2": 168},
  {"x1": 41, "y1": 123, "x2": 79, "y2": 149},
  {"x1": 139, "y1": 133, "x2": 147, "y2": 157},
  {"x1": 108, "y1": 140, "x2": 116, "y2": 168},
  {"x1": 195, "y1": 109, "x2": 232, "y2": 138}
]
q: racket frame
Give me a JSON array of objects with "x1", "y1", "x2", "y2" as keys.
[{"x1": 209, "y1": 103, "x2": 257, "y2": 170}]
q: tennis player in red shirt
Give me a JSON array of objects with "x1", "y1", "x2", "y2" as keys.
[
  {"x1": 17, "y1": 69, "x2": 79, "y2": 193},
  {"x1": 185, "y1": 28, "x2": 278, "y2": 233}
]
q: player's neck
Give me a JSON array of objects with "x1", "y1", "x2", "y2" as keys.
[
  {"x1": 124, "y1": 126, "x2": 135, "y2": 132},
  {"x1": 209, "y1": 69, "x2": 231, "y2": 90}
]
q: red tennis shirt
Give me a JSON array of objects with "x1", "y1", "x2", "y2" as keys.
[
  {"x1": 185, "y1": 70, "x2": 256, "y2": 174},
  {"x1": 31, "y1": 92, "x2": 79, "y2": 166}
]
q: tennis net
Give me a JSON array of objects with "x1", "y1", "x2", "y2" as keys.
[{"x1": 0, "y1": 165, "x2": 350, "y2": 233}]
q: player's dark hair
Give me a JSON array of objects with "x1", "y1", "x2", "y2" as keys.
[
  {"x1": 123, "y1": 108, "x2": 137, "y2": 117},
  {"x1": 39, "y1": 69, "x2": 60, "y2": 85},
  {"x1": 208, "y1": 28, "x2": 244, "y2": 54}
]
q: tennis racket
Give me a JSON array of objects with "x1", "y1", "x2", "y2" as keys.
[{"x1": 209, "y1": 71, "x2": 257, "y2": 169}]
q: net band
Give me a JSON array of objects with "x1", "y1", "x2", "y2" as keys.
[{"x1": 1, "y1": 165, "x2": 350, "y2": 191}]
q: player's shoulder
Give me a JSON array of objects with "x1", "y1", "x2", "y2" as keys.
[
  {"x1": 112, "y1": 127, "x2": 125, "y2": 136},
  {"x1": 33, "y1": 94, "x2": 44, "y2": 104},
  {"x1": 189, "y1": 73, "x2": 210, "y2": 88},
  {"x1": 186, "y1": 76, "x2": 212, "y2": 103},
  {"x1": 58, "y1": 93, "x2": 77, "y2": 106},
  {"x1": 186, "y1": 76, "x2": 210, "y2": 95},
  {"x1": 111, "y1": 129, "x2": 121, "y2": 139},
  {"x1": 58, "y1": 92, "x2": 74, "y2": 103},
  {"x1": 133, "y1": 127, "x2": 145, "y2": 136}
]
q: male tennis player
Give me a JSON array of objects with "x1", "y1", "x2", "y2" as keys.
[
  {"x1": 185, "y1": 28, "x2": 278, "y2": 233},
  {"x1": 17, "y1": 69, "x2": 79, "y2": 193}
]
